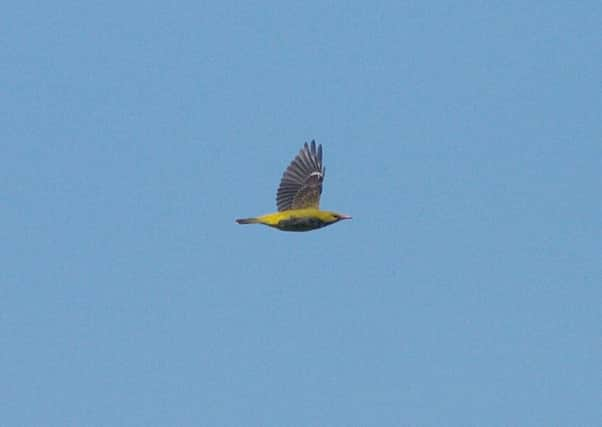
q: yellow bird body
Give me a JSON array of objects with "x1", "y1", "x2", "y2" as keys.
[
  {"x1": 236, "y1": 208, "x2": 351, "y2": 232},
  {"x1": 236, "y1": 140, "x2": 351, "y2": 232}
]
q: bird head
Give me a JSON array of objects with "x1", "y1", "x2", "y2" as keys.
[{"x1": 324, "y1": 211, "x2": 352, "y2": 224}]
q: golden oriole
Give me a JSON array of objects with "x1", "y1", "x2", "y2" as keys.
[{"x1": 236, "y1": 140, "x2": 351, "y2": 232}]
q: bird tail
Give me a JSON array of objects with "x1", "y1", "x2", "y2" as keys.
[{"x1": 236, "y1": 217, "x2": 260, "y2": 225}]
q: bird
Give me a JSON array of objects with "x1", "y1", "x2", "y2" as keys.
[{"x1": 236, "y1": 140, "x2": 351, "y2": 232}]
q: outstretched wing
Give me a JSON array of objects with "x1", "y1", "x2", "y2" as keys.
[{"x1": 276, "y1": 140, "x2": 325, "y2": 211}]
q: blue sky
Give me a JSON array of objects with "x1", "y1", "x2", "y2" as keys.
[{"x1": 2, "y1": 1, "x2": 600, "y2": 425}]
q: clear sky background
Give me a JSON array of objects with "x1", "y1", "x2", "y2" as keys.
[{"x1": 2, "y1": 2, "x2": 600, "y2": 426}]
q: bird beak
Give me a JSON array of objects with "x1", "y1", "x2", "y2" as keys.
[{"x1": 339, "y1": 214, "x2": 352, "y2": 220}]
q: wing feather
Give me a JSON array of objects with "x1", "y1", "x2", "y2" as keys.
[{"x1": 276, "y1": 140, "x2": 325, "y2": 211}]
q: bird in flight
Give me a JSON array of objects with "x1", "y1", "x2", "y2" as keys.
[{"x1": 236, "y1": 140, "x2": 351, "y2": 232}]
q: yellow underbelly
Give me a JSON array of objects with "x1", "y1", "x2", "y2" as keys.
[{"x1": 257, "y1": 209, "x2": 330, "y2": 232}]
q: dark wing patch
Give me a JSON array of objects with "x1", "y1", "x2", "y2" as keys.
[{"x1": 276, "y1": 140, "x2": 325, "y2": 211}]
